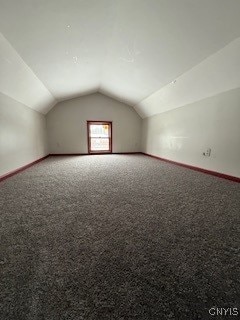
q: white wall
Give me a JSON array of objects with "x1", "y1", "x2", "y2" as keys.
[
  {"x1": 0, "y1": 92, "x2": 48, "y2": 177},
  {"x1": 46, "y1": 93, "x2": 142, "y2": 154},
  {"x1": 0, "y1": 32, "x2": 56, "y2": 114},
  {"x1": 142, "y1": 88, "x2": 240, "y2": 178},
  {"x1": 136, "y1": 37, "x2": 240, "y2": 118}
]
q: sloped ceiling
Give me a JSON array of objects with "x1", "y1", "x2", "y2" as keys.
[{"x1": 0, "y1": 0, "x2": 240, "y2": 116}]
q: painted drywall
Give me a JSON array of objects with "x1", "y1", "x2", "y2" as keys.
[
  {"x1": 0, "y1": 92, "x2": 48, "y2": 177},
  {"x1": 136, "y1": 37, "x2": 240, "y2": 118},
  {"x1": 0, "y1": 32, "x2": 56, "y2": 114},
  {"x1": 47, "y1": 93, "x2": 142, "y2": 154},
  {"x1": 1, "y1": 1, "x2": 240, "y2": 109},
  {"x1": 142, "y1": 88, "x2": 240, "y2": 178}
]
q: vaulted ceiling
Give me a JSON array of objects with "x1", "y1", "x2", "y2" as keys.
[{"x1": 0, "y1": 0, "x2": 240, "y2": 117}]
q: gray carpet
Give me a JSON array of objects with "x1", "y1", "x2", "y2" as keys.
[{"x1": 0, "y1": 154, "x2": 240, "y2": 320}]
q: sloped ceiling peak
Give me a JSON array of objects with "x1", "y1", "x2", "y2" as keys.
[{"x1": 0, "y1": 0, "x2": 240, "y2": 114}]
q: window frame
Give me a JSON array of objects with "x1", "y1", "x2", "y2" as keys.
[{"x1": 87, "y1": 121, "x2": 112, "y2": 154}]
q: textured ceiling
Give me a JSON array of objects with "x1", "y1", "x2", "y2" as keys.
[{"x1": 0, "y1": 0, "x2": 240, "y2": 116}]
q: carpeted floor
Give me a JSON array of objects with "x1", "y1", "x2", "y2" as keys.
[{"x1": 0, "y1": 154, "x2": 240, "y2": 320}]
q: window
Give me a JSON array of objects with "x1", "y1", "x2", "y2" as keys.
[{"x1": 87, "y1": 121, "x2": 112, "y2": 154}]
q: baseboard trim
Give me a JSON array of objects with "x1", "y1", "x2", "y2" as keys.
[
  {"x1": 142, "y1": 153, "x2": 240, "y2": 183},
  {"x1": 49, "y1": 152, "x2": 141, "y2": 156},
  {"x1": 49, "y1": 153, "x2": 88, "y2": 156},
  {"x1": 0, "y1": 155, "x2": 49, "y2": 183},
  {"x1": 2, "y1": 152, "x2": 238, "y2": 183},
  {"x1": 112, "y1": 152, "x2": 141, "y2": 155}
]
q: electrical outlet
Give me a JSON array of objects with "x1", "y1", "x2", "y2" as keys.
[
  {"x1": 203, "y1": 148, "x2": 211, "y2": 157},
  {"x1": 206, "y1": 148, "x2": 211, "y2": 156}
]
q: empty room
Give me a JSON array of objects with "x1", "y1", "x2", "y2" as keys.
[{"x1": 0, "y1": 0, "x2": 240, "y2": 319}]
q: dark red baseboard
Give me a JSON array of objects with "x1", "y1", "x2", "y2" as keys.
[
  {"x1": 4, "y1": 152, "x2": 235, "y2": 184},
  {"x1": 49, "y1": 153, "x2": 88, "y2": 156},
  {"x1": 0, "y1": 155, "x2": 49, "y2": 183},
  {"x1": 112, "y1": 152, "x2": 141, "y2": 155},
  {"x1": 142, "y1": 152, "x2": 240, "y2": 183},
  {"x1": 49, "y1": 152, "x2": 141, "y2": 156}
]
